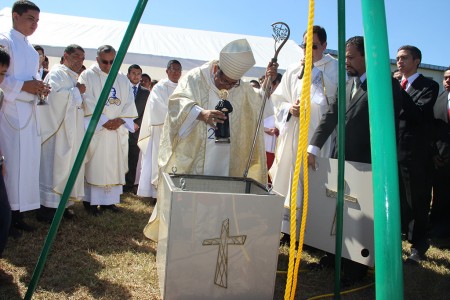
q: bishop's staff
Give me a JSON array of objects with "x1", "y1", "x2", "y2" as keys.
[{"x1": 243, "y1": 22, "x2": 290, "y2": 178}]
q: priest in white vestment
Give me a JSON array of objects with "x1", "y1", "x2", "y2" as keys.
[
  {"x1": 144, "y1": 39, "x2": 278, "y2": 240},
  {"x1": 0, "y1": 1, "x2": 50, "y2": 234},
  {"x1": 37, "y1": 44, "x2": 86, "y2": 222},
  {"x1": 269, "y1": 26, "x2": 338, "y2": 243},
  {"x1": 137, "y1": 60, "x2": 181, "y2": 198},
  {"x1": 78, "y1": 45, "x2": 138, "y2": 213}
]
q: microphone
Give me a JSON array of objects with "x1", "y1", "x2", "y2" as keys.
[{"x1": 286, "y1": 66, "x2": 305, "y2": 122}]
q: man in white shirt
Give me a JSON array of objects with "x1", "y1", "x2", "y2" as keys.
[
  {"x1": 0, "y1": 0, "x2": 49, "y2": 236},
  {"x1": 137, "y1": 60, "x2": 181, "y2": 198}
]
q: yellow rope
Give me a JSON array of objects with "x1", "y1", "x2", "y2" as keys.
[
  {"x1": 284, "y1": 1, "x2": 315, "y2": 299},
  {"x1": 306, "y1": 282, "x2": 375, "y2": 300}
]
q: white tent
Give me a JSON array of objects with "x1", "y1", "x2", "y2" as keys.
[{"x1": 0, "y1": 7, "x2": 302, "y2": 79}]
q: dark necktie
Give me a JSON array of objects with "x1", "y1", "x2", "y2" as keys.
[
  {"x1": 401, "y1": 78, "x2": 408, "y2": 90},
  {"x1": 133, "y1": 86, "x2": 137, "y2": 97}
]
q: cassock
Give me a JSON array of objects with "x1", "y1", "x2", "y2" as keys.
[
  {"x1": 79, "y1": 64, "x2": 138, "y2": 205},
  {"x1": 38, "y1": 64, "x2": 85, "y2": 208},
  {"x1": 0, "y1": 28, "x2": 40, "y2": 212},
  {"x1": 137, "y1": 78, "x2": 178, "y2": 198},
  {"x1": 269, "y1": 54, "x2": 338, "y2": 236}
]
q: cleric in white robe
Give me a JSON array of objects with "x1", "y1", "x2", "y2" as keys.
[
  {"x1": 137, "y1": 60, "x2": 181, "y2": 198},
  {"x1": 144, "y1": 39, "x2": 278, "y2": 240},
  {"x1": 38, "y1": 44, "x2": 86, "y2": 214},
  {"x1": 78, "y1": 45, "x2": 138, "y2": 209},
  {"x1": 268, "y1": 26, "x2": 338, "y2": 240},
  {"x1": 0, "y1": 9, "x2": 43, "y2": 214}
]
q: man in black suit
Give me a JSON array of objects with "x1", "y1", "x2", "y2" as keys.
[
  {"x1": 125, "y1": 64, "x2": 150, "y2": 193},
  {"x1": 430, "y1": 67, "x2": 450, "y2": 239},
  {"x1": 307, "y1": 36, "x2": 403, "y2": 284},
  {"x1": 396, "y1": 45, "x2": 439, "y2": 263}
]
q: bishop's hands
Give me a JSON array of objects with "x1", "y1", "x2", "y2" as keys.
[
  {"x1": 197, "y1": 109, "x2": 226, "y2": 129},
  {"x1": 103, "y1": 118, "x2": 125, "y2": 130}
]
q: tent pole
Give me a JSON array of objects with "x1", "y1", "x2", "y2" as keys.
[{"x1": 361, "y1": 0, "x2": 404, "y2": 299}]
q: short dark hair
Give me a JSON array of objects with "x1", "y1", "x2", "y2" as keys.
[
  {"x1": 0, "y1": 48, "x2": 11, "y2": 67},
  {"x1": 272, "y1": 73, "x2": 283, "y2": 85},
  {"x1": 397, "y1": 45, "x2": 422, "y2": 67},
  {"x1": 128, "y1": 64, "x2": 142, "y2": 74},
  {"x1": 64, "y1": 44, "x2": 84, "y2": 55},
  {"x1": 12, "y1": 0, "x2": 40, "y2": 15},
  {"x1": 141, "y1": 73, "x2": 151, "y2": 81},
  {"x1": 303, "y1": 25, "x2": 327, "y2": 44},
  {"x1": 346, "y1": 36, "x2": 365, "y2": 56},
  {"x1": 167, "y1": 59, "x2": 181, "y2": 70},
  {"x1": 249, "y1": 80, "x2": 260, "y2": 88},
  {"x1": 97, "y1": 45, "x2": 116, "y2": 56},
  {"x1": 33, "y1": 44, "x2": 44, "y2": 54}
]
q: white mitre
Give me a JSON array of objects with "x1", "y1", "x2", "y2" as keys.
[{"x1": 219, "y1": 39, "x2": 256, "y2": 80}]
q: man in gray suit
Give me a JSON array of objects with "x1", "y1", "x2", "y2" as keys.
[{"x1": 307, "y1": 36, "x2": 403, "y2": 284}]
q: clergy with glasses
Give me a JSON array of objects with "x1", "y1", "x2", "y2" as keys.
[{"x1": 78, "y1": 45, "x2": 137, "y2": 215}]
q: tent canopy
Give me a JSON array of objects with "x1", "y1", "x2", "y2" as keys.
[{"x1": 0, "y1": 7, "x2": 302, "y2": 77}]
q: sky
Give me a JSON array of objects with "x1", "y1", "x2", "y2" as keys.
[{"x1": 2, "y1": 0, "x2": 449, "y2": 67}]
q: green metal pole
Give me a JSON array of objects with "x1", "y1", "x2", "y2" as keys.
[
  {"x1": 361, "y1": 1, "x2": 404, "y2": 299},
  {"x1": 24, "y1": 1, "x2": 148, "y2": 299},
  {"x1": 334, "y1": 0, "x2": 346, "y2": 298}
]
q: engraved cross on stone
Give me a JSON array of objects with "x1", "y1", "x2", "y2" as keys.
[
  {"x1": 325, "y1": 187, "x2": 358, "y2": 236},
  {"x1": 202, "y1": 218, "x2": 246, "y2": 288}
]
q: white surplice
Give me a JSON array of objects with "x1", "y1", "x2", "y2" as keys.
[
  {"x1": 0, "y1": 29, "x2": 40, "y2": 212},
  {"x1": 137, "y1": 78, "x2": 177, "y2": 197},
  {"x1": 269, "y1": 54, "x2": 338, "y2": 237},
  {"x1": 79, "y1": 64, "x2": 138, "y2": 205},
  {"x1": 38, "y1": 64, "x2": 85, "y2": 208}
]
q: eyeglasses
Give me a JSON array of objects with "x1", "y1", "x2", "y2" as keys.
[
  {"x1": 100, "y1": 59, "x2": 114, "y2": 65},
  {"x1": 216, "y1": 69, "x2": 240, "y2": 88},
  {"x1": 300, "y1": 43, "x2": 319, "y2": 50}
]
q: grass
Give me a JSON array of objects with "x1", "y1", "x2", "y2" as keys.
[{"x1": 0, "y1": 194, "x2": 449, "y2": 300}]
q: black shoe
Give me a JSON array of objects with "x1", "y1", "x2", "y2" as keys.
[
  {"x1": 100, "y1": 204, "x2": 120, "y2": 213},
  {"x1": 8, "y1": 226, "x2": 22, "y2": 239},
  {"x1": 405, "y1": 248, "x2": 425, "y2": 264},
  {"x1": 63, "y1": 208, "x2": 75, "y2": 219},
  {"x1": 280, "y1": 234, "x2": 291, "y2": 246},
  {"x1": 36, "y1": 206, "x2": 55, "y2": 224},
  {"x1": 308, "y1": 255, "x2": 335, "y2": 270},
  {"x1": 14, "y1": 219, "x2": 36, "y2": 232},
  {"x1": 83, "y1": 201, "x2": 91, "y2": 211},
  {"x1": 123, "y1": 185, "x2": 134, "y2": 193},
  {"x1": 89, "y1": 205, "x2": 102, "y2": 216}
]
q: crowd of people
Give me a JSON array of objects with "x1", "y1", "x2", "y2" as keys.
[{"x1": 0, "y1": 0, "x2": 449, "y2": 289}]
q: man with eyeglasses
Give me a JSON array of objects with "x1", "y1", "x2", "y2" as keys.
[
  {"x1": 37, "y1": 44, "x2": 87, "y2": 223},
  {"x1": 143, "y1": 39, "x2": 277, "y2": 241},
  {"x1": 268, "y1": 25, "x2": 338, "y2": 246},
  {"x1": 138, "y1": 60, "x2": 182, "y2": 199},
  {"x1": 78, "y1": 45, "x2": 138, "y2": 215},
  {"x1": 0, "y1": 0, "x2": 48, "y2": 237}
]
